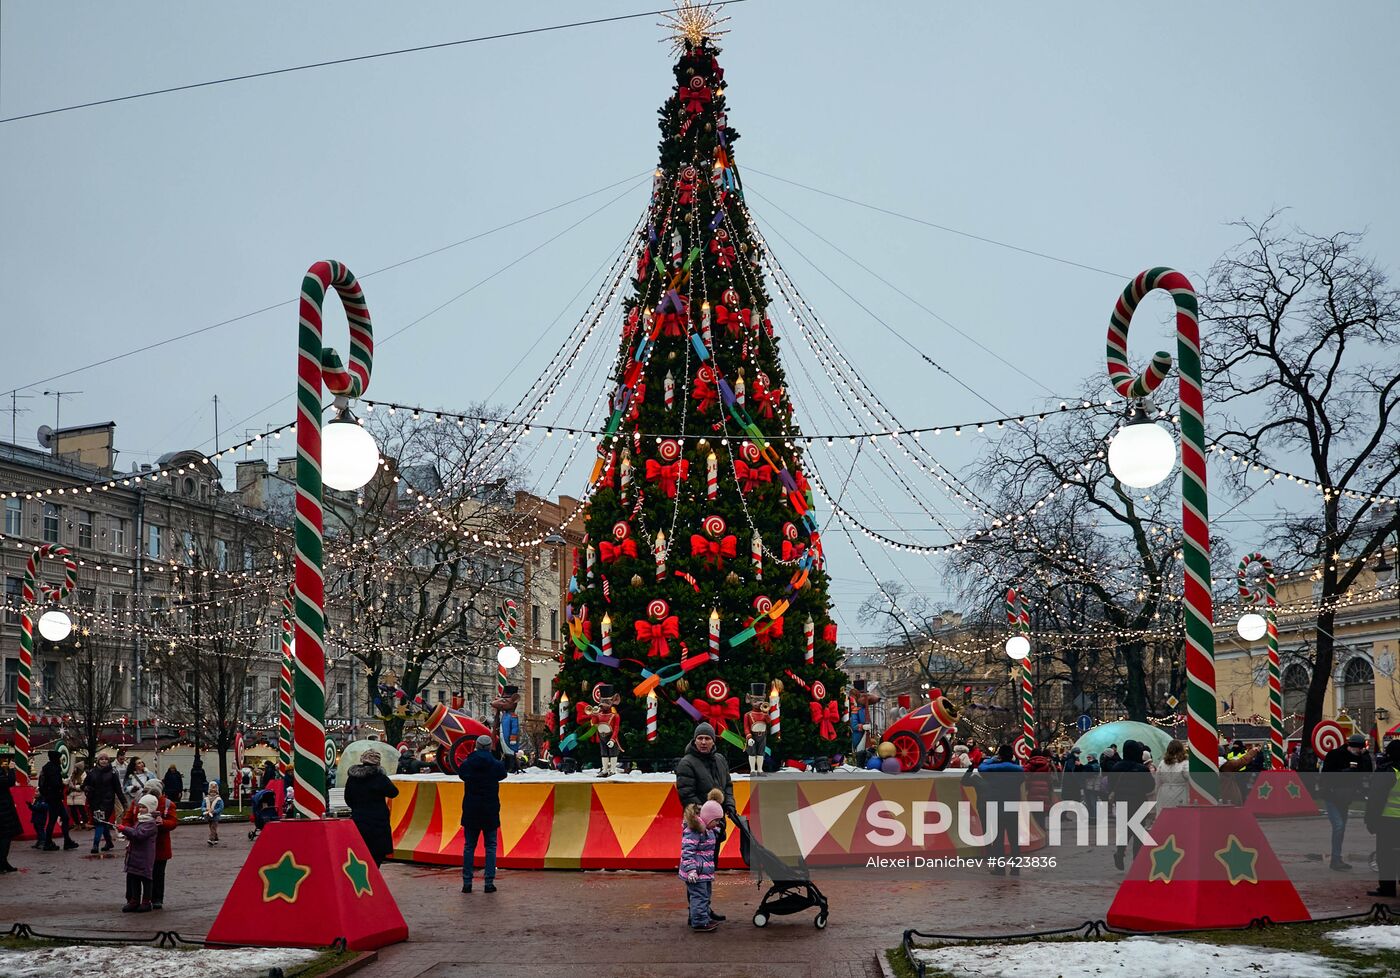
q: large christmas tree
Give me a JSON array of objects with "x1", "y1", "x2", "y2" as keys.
[{"x1": 557, "y1": 7, "x2": 847, "y2": 766}]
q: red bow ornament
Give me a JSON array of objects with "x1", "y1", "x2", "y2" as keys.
[
  {"x1": 749, "y1": 377, "x2": 783, "y2": 420},
  {"x1": 680, "y1": 77, "x2": 712, "y2": 116},
  {"x1": 692, "y1": 372, "x2": 718, "y2": 414},
  {"x1": 623, "y1": 306, "x2": 641, "y2": 339},
  {"x1": 733, "y1": 459, "x2": 771, "y2": 494},
  {"x1": 822, "y1": 623, "x2": 838, "y2": 644},
  {"x1": 635, "y1": 616, "x2": 680, "y2": 658},
  {"x1": 781, "y1": 539, "x2": 807, "y2": 562},
  {"x1": 710, "y1": 235, "x2": 736, "y2": 270},
  {"x1": 689, "y1": 533, "x2": 737, "y2": 568},
  {"x1": 675, "y1": 169, "x2": 699, "y2": 206},
  {"x1": 691, "y1": 697, "x2": 740, "y2": 734},
  {"x1": 809, "y1": 700, "x2": 840, "y2": 740},
  {"x1": 743, "y1": 615, "x2": 784, "y2": 648},
  {"x1": 599, "y1": 539, "x2": 637, "y2": 564},
  {"x1": 645, "y1": 458, "x2": 689, "y2": 498}
]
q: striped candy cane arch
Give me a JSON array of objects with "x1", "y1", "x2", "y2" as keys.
[
  {"x1": 15, "y1": 545, "x2": 78, "y2": 784},
  {"x1": 1006, "y1": 587, "x2": 1034, "y2": 760},
  {"x1": 294, "y1": 260, "x2": 373, "y2": 818},
  {"x1": 496, "y1": 600, "x2": 518, "y2": 696},
  {"x1": 277, "y1": 583, "x2": 295, "y2": 772},
  {"x1": 1106, "y1": 267, "x2": 1218, "y2": 787},
  {"x1": 1237, "y1": 553, "x2": 1283, "y2": 770}
]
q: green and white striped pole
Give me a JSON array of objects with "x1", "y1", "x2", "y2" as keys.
[{"x1": 293, "y1": 260, "x2": 372, "y2": 819}]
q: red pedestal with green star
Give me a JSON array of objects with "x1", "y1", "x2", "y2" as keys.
[
  {"x1": 1242, "y1": 770, "x2": 1319, "y2": 818},
  {"x1": 207, "y1": 820, "x2": 407, "y2": 950},
  {"x1": 1106, "y1": 806, "x2": 1310, "y2": 931}
]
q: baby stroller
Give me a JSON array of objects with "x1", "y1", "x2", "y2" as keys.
[
  {"x1": 733, "y1": 814, "x2": 829, "y2": 929},
  {"x1": 248, "y1": 788, "x2": 280, "y2": 840}
]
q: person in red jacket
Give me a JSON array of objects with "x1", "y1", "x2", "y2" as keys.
[
  {"x1": 120, "y1": 780, "x2": 178, "y2": 909},
  {"x1": 1023, "y1": 748, "x2": 1056, "y2": 830}
]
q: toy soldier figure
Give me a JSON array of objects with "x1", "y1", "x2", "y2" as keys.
[
  {"x1": 744, "y1": 682, "x2": 770, "y2": 777},
  {"x1": 490, "y1": 685, "x2": 522, "y2": 773},
  {"x1": 592, "y1": 685, "x2": 624, "y2": 778}
]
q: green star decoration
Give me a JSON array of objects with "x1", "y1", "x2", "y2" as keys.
[
  {"x1": 1214, "y1": 834, "x2": 1260, "y2": 885},
  {"x1": 343, "y1": 849, "x2": 373, "y2": 898},
  {"x1": 259, "y1": 851, "x2": 311, "y2": 904},
  {"x1": 1285, "y1": 781, "x2": 1302, "y2": 799},
  {"x1": 1256, "y1": 780, "x2": 1273, "y2": 799},
  {"x1": 1148, "y1": 835, "x2": 1185, "y2": 883}
]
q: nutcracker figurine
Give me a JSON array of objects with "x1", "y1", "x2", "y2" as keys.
[
  {"x1": 743, "y1": 682, "x2": 770, "y2": 777},
  {"x1": 849, "y1": 679, "x2": 882, "y2": 766},
  {"x1": 585, "y1": 684, "x2": 624, "y2": 778},
  {"x1": 491, "y1": 684, "x2": 522, "y2": 772}
]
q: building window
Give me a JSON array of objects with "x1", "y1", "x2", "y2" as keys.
[
  {"x1": 335, "y1": 682, "x2": 347, "y2": 717},
  {"x1": 532, "y1": 604, "x2": 542, "y2": 640},
  {"x1": 550, "y1": 609, "x2": 559, "y2": 643},
  {"x1": 112, "y1": 519, "x2": 127, "y2": 553},
  {"x1": 3, "y1": 658, "x2": 18, "y2": 705},
  {"x1": 4, "y1": 577, "x2": 20, "y2": 626},
  {"x1": 243, "y1": 676, "x2": 256, "y2": 717},
  {"x1": 147, "y1": 523, "x2": 162, "y2": 558},
  {"x1": 1341, "y1": 657, "x2": 1375, "y2": 736},
  {"x1": 76, "y1": 510, "x2": 93, "y2": 549},
  {"x1": 181, "y1": 531, "x2": 194, "y2": 564},
  {"x1": 437, "y1": 689, "x2": 447, "y2": 704},
  {"x1": 215, "y1": 539, "x2": 228, "y2": 571},
  {"x1": 532, "y1": 677, "x2": 542, "y2": 715},
  {"x1": 40, "y1": 660, "x2": 58, "y2": 705},
  {"x1": 4, "y1": 499, "x2": 21, "y2": 537},
  {"x1": 110, "y1": 592, "x2": 127, "y2": 619},
  {"x1": 77, "y1": 588, "x2": 96, "y2": 610},
  {"x1": 42, "y1": 503, "x2": 59, "y2": 543},
  {"x1": 243, "y1": 544, "x2": 253, "y2": 571}
]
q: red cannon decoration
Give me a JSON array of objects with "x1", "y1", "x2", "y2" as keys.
[
  {"x1": 879, "y1": 688, "x2": 960, "y2": 772},
  {"x1": 425, "y1": 703, "x2": 492, "y2": 775}
]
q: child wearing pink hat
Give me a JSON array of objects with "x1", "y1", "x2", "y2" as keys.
[{"x1": 679, "y1": 788, "x2": 725, "y2": 932}]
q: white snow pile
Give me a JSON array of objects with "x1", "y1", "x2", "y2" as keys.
[
  {"x1": 1326, "y1": 924, "x2": 1400, "y2": 953},
  {"x1": 911, "y1": 936, "x2": 1341, "y2": 978},
  {"x1": 0, "y1": 945, "x2": 320, "y2": 978}
]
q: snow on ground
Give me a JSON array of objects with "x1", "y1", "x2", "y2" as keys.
[
  {"x1": 911, "y1": 936, "x2": 1340, "y2": 978},
  {"x1": 0, "y1": 945, "x2": 321, "y2": 978},
  {"x1": 1326, "y1": 924, "x2": 1400, "y2": 953}
]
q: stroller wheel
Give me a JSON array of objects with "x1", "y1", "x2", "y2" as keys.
[
  {"x1": 814, "y1": 911, "x2": 828, "y2": 929},
  {"x1": 752, "y1": 912, "x2": 768, "y2": 928}
]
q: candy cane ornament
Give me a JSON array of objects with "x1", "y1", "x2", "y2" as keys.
[
  {"x1": 277, "y1": 583, "x2": 295, "y2": 773},
  {"x1": 1106, "y1": 267, "x2": 1218, "y2": 791},
  {"x1": 1238, "y1": 553, "x2": 1283, "y2": 770},
  {"x1": 1006, "y1": 587, "x2": 1034, "y2": 759},
  {"x1": 293, "y1": 259, "x2": 372, "y2": 819},
  {"x1": 14, "y1": 545, "x2": 77, "y2": 784}
]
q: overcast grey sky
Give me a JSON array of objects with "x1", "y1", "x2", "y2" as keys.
[{"x1": 3, "y1": 1, "x2": 1397, "y2": 640}]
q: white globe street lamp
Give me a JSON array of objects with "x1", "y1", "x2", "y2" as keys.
[
  {"x1": 1107, "y1": 409, "x2": 1176, "y2": 489},
  {"x1": 496, "y1": 645, "x2": 521, "y2": 669},
  {"x1": 322, "y1": 416, "x2": 380, "y2": 491},
  {"x1": 1237, "y1": 612, "x2": 1268, "y2": 642},
  {"x1": 1005, "y1": 634, "x2": 1030, "y2": 660},
  {"x1": 37, "y1": 608, "x2": 73, "y2": 642}
]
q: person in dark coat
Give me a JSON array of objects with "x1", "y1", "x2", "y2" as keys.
[
  {"x1": 674, "y1": 723, "x2": 736, "y2": 815},
  {"x1": 1109, "y1": 739, "x2": 1156, "y2": 871},
  {"x1": 83, "y1": 752, "x2": 123, "y2": 854},
  {"x1": 1364, "y1": 740, "x2": 1400, "y2": 900},
  {"x1": 0, "y1": 754, "x2": 22, "y2": 872},
  {"x1": 162, "y1": 765, "x2": 183, "y2": 807},
  {"x1": 976, "y1": 745, "x2": 1025, "y2": 873},
  {"x1": 458, "y1": 735, "x2": 507, "y2": 894},
  {"x1": 38, "y1": 750, "x2": 77, "y2": 850},
  {"x1": 260, "y1": 760, "x2": 278, "y2": 790},
  {"x1": 1320, "y1": 733, "x2": 1374, "y2": 871},
  {"x1": 187, "y1": 755, "x2": 208, "y2": 806},
  {"x1": 344, "y1": 749, "x2": 399, "y2": 866}
]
